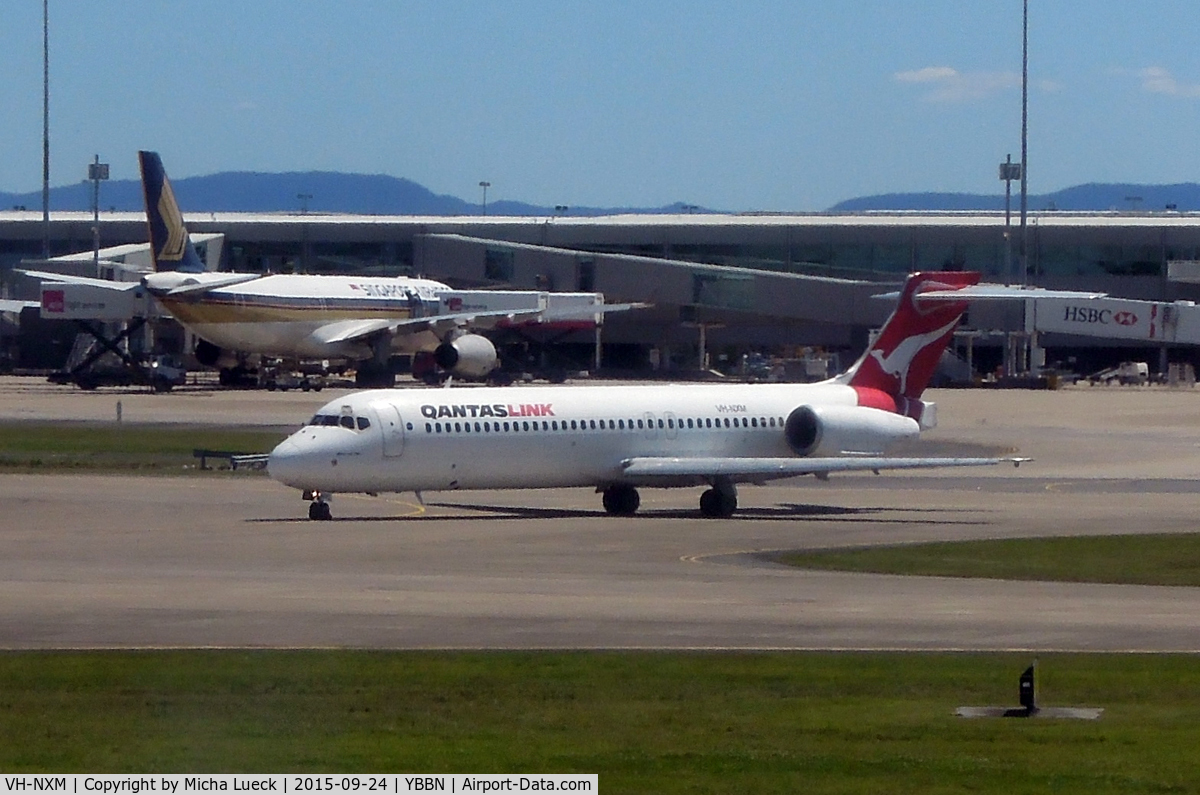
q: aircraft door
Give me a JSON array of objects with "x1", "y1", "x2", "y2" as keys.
[
  {"x1": 664, "y1": 411, "x2": 679, "y2": 440},
  {"x1": 373, "y1": 402, "x2": 405, "y2": 458},
  {"x1": 643, "y1": 412, "x2": 658, "y2": 440}
]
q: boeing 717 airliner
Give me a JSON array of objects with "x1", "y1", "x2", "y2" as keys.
[{"x1": 268, "y1": 271, "x2": 1031, "y2": 520}]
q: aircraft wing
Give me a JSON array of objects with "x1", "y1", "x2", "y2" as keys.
[
  {"x1": 618, "y1": 455, "x2": 1027, "y2": 485},
  {"x1": 312, "y1": 302, "x2": 650, "y2": 345},
  {"x1": 0, "y1": 299, "x2": 39, "y2": 313}
]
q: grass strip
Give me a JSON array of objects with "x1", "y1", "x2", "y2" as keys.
[
  {"x1": 777, "y1": 533, "x2": 1200, "y2": 587},
  {"x1": 0, "y1": 423, "x2": 286, "y2": 474},
  {"x1": 0, "y1": 650, "x2": 1198, "y2": 793}
]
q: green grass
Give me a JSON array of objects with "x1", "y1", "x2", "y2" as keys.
[
  {"x1": 777, "y1": 533, "x2": 1200, "y2": 587},
  {"x1": 0, "y1": 651, "x2": 1198, "y2": 792},
  {"x1": 0, "y1": 422, "x2": 286, "y2": 473}
]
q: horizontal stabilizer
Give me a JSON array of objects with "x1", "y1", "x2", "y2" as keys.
[
  {"x1": 0, "y1": 299, "x2": 39, "y2": 313},
  {"x1": 16, "y1": 269, "x2": 133, "y2": 289}
]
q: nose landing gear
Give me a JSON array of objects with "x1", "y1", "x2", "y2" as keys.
[{"x1": 303, "y1": 490, "x2": 333, "y2": 521}]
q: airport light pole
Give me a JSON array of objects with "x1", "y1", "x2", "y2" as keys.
[
  {"x1": 479, "y1": 181, "x2": 490, "y2": 215},
  {"x1": 999, "y1": 154, "x2": 1021, "y2": 284},
  {"x1": 89, "y1": 155, "x2": 108, "y2": 278},
  {"x1": 41, "y1": 0, "x2": 50, "y2": 258},
  {"x1": 1018, "y1": 0, "x2": 1029, "y2": 286}
]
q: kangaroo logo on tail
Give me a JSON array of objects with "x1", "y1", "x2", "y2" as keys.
[
  {"x1": 868, "y1": 316, "x2": 960, "y2": 396},
  {"x1": 845, "y1": 271, "x2": 979, "y2": 404}
]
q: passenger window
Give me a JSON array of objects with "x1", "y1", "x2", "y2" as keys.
[
  {"x1": 504, "y1": 422, "x2": 511, "y2": 431},
  {"x1": 618, "y1": 419, "x2": 625, "y2": 429},
  {"x1": 524, "y1": 421, "x2": 531, "y2": 431},
  {"x1": 474, "y1": 422, "x2": 481, "y2": 432},
  {"x1": 657, "y1": 419, "x2": 664, "y2": 429},
  {"x1": 667, "y1": 419, "x2": 674, "y2": 429},
  {"x1": 637, "y1": 419, "x2": 644, "y2": 429},
  {"x1": 724, "y1": 418, "x2": 731, "y2": 428},
  {"x1": 436, "y1": 423, "x2": 442, "y2": 433},
  {"x1": 425, "y1": 423, "x2": 432, "y2": 433}
]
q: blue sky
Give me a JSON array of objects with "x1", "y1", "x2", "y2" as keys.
[{"x1": 3, "y1": 1, "x2": 1200, "y2": 211}]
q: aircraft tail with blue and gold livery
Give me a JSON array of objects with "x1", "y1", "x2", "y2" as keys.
[{"x1": 138, "y1": 150, "x2": 206, "y2": 273}]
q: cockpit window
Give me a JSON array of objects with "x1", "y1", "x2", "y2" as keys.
[{"x1": 309, "y1": 412, "x2": 371, "y2": 431}]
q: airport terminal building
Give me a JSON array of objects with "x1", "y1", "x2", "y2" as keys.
[{"x1": 4, "y1": 209, "x2": 1200, "y2": 373}]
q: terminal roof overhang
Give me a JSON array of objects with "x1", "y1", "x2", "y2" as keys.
[{"x1": 8, "y1": 208, "x2": 1200, "y2": 235}]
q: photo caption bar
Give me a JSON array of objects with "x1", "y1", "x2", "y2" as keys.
[{"x1": 0, "y1": 776, "x2": 597, "y2": 794}]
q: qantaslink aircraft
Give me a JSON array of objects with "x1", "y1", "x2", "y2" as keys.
[{"x1": 267, "y1": 270, "x2": 1047, "y2": 520}]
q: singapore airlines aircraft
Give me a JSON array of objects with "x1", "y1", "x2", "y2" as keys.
[
  {"x1": 268, "y1": 271, "x2": 1029, "y2": 520},
  {"x1": 31, "y1": 152, "x2": 637, "y2": 387}
]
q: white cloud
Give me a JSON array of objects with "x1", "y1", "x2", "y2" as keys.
[
  {"x1": 894, "y1": 66, "x2": 959, "y2": 84},
  {"x1": 1137, "y1": 66, "x2": 1200, "y2": 98},
  {"x1": 893, "y1": 66, "x2": 1019, "y2": 103}
]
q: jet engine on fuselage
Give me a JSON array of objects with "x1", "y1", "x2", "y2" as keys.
[
  {"x1": 194, "y1": 338, "x2": 241, "y2": 370},
  {"x1": 784, "y1": 404, "x2": 920, "y2": 457},
  {"x1": 433, "y1": 333, "x2": 498, "y2": 379}
]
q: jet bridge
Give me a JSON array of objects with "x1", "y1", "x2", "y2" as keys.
[{"x1": 38, "y1": 280, "x2": 184, "y2": 390}]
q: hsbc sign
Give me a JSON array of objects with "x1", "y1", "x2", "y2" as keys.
[
  {"x1": 1060, "y1": 305, "x2": 1138, "y2": 326},
  {"x1": 1035, "y1": 298, "x2": 1162, "y2": 341}
]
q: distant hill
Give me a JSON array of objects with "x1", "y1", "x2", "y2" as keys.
[
  {"x1": 7, "y1": 170, "x2": 1200, "y2": 215},
  {"x1": 0, "y1": 171, "x2": 701, "y2": 217},
  {"x1": 829, "y1": 183, "x2": 1200, "y2": 212}
]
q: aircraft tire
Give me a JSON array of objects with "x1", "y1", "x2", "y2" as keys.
[
  {"x1": 699, "y1": 487, "x2": 737, "y2": 518},
  {"x1": 602, "y1": 485, "x2": 640, "y2": 516},
  {"x1": 308, "y1": 501, "x2": 332, "y2": 521}
]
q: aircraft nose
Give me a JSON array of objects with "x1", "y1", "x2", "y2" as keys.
[{"x1": 267, "y1": 437, "x2": 306, "y2": 487}]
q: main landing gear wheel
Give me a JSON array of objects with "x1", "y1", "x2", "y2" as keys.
[
  {"x1": 308, "y1": 501, "x2": 332, "y2": 521},
  {"x1": 699, "y1": 486, "x2": 737, "y2": 518},
  {"x1": 602, "y1": 484, "x2": 640, "y2": 516}
]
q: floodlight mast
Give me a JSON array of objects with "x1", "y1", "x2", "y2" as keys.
[
  {"x1": 1019, "y1": 0, "x2": 1029, "y2": 286},
  {"x1": 89, "y1": 155, "x2": 109, "y2": 277}
]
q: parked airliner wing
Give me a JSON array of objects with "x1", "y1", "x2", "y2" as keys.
[
  {"x1": 313, "y1": 302, "x2": 649, "y2": 346},
  {"x1": 619, "y1": 455, "x2": 1026, "y2": 484}
]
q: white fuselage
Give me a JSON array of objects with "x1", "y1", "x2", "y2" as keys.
[
  {"x1": 267, "y1": 381, "x2": 904, "y2": 495},
  {"x1": 155, "y1": 274, "x2": 449, "y2": 359}
]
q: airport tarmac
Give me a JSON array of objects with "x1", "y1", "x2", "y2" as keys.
[{"x1": 2, "y1": 376, "x2": 1200, "y2": 651}]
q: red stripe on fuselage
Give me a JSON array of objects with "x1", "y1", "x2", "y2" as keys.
[{"x1": 852, "y1": 386, "x2": 898, "y2": 413}]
